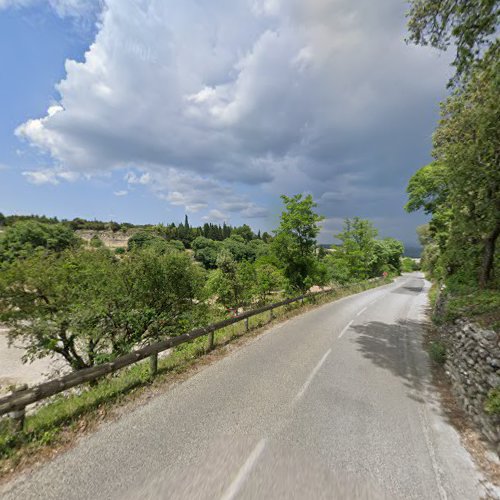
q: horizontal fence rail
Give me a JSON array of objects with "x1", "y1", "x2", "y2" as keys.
[{"x1": 0, "y1": 278, "x2": 383, "y2": 422}]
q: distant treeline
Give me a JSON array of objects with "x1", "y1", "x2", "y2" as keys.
[{"x1": 0, "y1": 213, "x2": 271, "y2": 248}]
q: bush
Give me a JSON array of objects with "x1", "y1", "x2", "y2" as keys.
[
  {"x1": 89, "y1": 235, "x2": 104, "y2": 248},
  {"x1": 485, "y1": 388, "x2": 500, "y2": 415},
  {"x1": 429, "y1": 341, "x2": 446, "y2": 364},
  {"x1": 401, "y1": 257, "x2": 415, "y2": 273}
]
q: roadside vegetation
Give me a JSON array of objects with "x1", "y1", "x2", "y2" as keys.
[
  {"x1": 0, "y1": 194, "x2": 405, "y2": 470},
  {"x1": 0, "y1": 277, "x2": 390, "y2": 476},
  {"x1": 0, "y1": 194, "x2": 405, "y2": 374},
  {"x1": 405, "y1": 0, "x2": 499, "y2": 331}
]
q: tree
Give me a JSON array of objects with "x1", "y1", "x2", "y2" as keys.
[
  {"x1": 222, "y1": 234, "x2": 255, "y2": 262},
  {"x1": 0, "y1": 221, "x2": 80, "y2": 265},
  {"x1": 402, "y1": 257, "x2": 419, "y2": 273},
  {"x1": 0, "y1": 248, "x2": 206, "y2": 371},
  {"x1": 407, "y1": 0, "x2": 499, "y2": 82},
  {"x1": 405, "y1": 162, "x2": 450, "y2": 214},
  {"x1": 436, "y1": 52, "x2": 500, "y2": 286},
  {"x1": 272, "y1": 194, "x2": 324, "y2": 292},
  {"x1": 406, "y1": 51, "x2": 500, "y2": 286},
  {"x1": 253, "y1": 262, "x2": 285, "y2": 304},
  {"x1": 333, "y1": 218, "x2": 378, "y2": 281},
  {"x1": 127, "y1": 231, "x2": 156, "y2": 251},
  {"x1": 232, "y1": 224, "x2": 254, "y2": 242},
  {"x1": 192, "y1": 236, "x2": 223, "y2": 269},
  {"x1": 207, "y1": 251, "x2": 255, "y2": 309},
  {"x1": 372, "y1": 238, "x2": 405, "y2": 275}
]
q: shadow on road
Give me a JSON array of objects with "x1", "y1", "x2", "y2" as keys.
[
  {"x1": 348, "y1": 318, "x2": 436, "y2": 407},
  {"x1": 390, "y1": 285, "x2": 424, "y2": 295}
]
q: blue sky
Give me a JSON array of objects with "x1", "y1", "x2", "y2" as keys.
[{"x1": 0, "y1": 0, "x2": 451, "y2": 246}]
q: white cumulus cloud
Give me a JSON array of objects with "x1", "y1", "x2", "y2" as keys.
[{"x1": 12, "y1": 0, "x2": 450, "y2": 240}]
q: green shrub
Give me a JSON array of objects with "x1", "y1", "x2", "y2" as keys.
[
  {"x1": 485, "y1": 388, "x2": 500, "y2": 415},
  {"x1": 89, "y1": 235, "x2": 104, "y2": 248},
  {"x1": 429, "y1": 341, "x2": 446, "y2": 364}
]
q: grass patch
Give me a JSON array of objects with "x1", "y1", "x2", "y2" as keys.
[
  {"x1": 484, "y1": 387, "x2": 500, "y2": 416},
  {"x1": 0, "y1": 277, "x2": 391, "y2": 478},
  {"x1": 437, "y1": 283, "x2": 500, "y2": 331},
  {"x1": 428, "y1": 282, "x2": 440, "y2": 310}
]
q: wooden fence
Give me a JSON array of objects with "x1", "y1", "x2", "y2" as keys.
[{"x1": 0, "y1": 278, "x2": 382, "y2": 429}]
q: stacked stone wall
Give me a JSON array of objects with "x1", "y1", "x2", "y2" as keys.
[{"x1": 443, "y1": 319, "x2": 500, "y2": 454}]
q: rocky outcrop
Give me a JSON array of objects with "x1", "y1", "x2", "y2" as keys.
[
  {"x1": 76, "y1": 230, "x2": 134, "y2": 248},
  {"x1": 443, "y1": 319, "x2": 500, "y2": 454}
]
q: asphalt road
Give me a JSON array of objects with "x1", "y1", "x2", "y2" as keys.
[{"x1": 0, "y1": 274, "x2": 487, "y2": 499}]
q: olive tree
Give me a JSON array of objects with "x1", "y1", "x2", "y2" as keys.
[{"x1": 0, "y1": 248, "x2": 206, "y2": 371}]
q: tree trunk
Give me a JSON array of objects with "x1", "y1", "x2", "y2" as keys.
[{"x1": 479, "y1": 222, "x2": 500, "y2": 288}]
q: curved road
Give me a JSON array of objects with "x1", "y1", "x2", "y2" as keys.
[{"x1": 1, "y1": 274, "x2": 486, "y2": 499}]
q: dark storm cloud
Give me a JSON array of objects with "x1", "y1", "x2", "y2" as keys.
[{"x1": 14, "y1": 0, "x2": 450, "y2": 243}]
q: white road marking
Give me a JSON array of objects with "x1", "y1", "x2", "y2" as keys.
[
  {"x1": 356, "y1": 306, "x2": 367, "y2": 317},
  {"x1": 293, "y1": 349, "x2": 331, "y2": 403},
  {"x1": 220, "y1": 439, "x2": 267, "y2": 500},
  {"x1": 338, "y1": 320, "x2": 353, "y2": 339}
]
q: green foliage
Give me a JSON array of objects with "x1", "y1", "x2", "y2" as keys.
[
  {"x1": 0, "y1": 194, "x2": 407, "y2": 381},
  {"x1": 334, "y1": 217, "x2": 378, "y2": 280},
  {"x1": 0, "y1": 221, "x2": 80, "y2": 265},
  {"x1": 373, "y1": 238, "x2": 405, "y2": 275},
  {"x1": 192, "y1": 236, "x2": 223, "y2": 269},
  {"x1": 272, "y1": 194, "x2": 324, "y2": 292},
  {"x1": 405, "y1": 162, "x2": 449, "y2": 214},
  {"x1": 206, "y1": 251, "x2": 258, "y2": 309},
  {"x1": 127, "y1": 231, "x2": 184, "y2": 255},
  {"x1": 253, "y1": 262, "x2": 285, "y2": 304},
  {"x1": 429, "y1": 341, "x2": 446, "y2": 364},
  {"x1": 89, "y1": 235, "x2": 104, "y2": 248},
  {"x1": 406, "y1": 0, "x2": 499, "y2": 83},
  {"x1": 437, "y1": 282, "x2": 500, "y2": 330},
  {"x1": 401, "y1": 257, "x2": 419, "y2": 273},
  {"x1": 222, "y1": 234, "x2": 256, "y2": 262},
  {"x1": 406, "y1": 50, "x2": 500, "y2": 289},
  {"x1": 231, "y1": 224, "x2": 255, "y2": 242},
  {"x1": 485, "y1": 387, "x2": 500, "y2": 415},
  {"x1": 325, "y1": 219, "x2": 404, "y2": 283},
  {"x1": 0, "y1": 248, "x2": 206, "y2": 371},
  {"x1": 127, "y1": 231, "x2": 158, "y2": 251}
]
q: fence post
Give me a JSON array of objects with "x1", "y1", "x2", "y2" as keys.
[
  {"x1": 245, "y1": 317, "x2": 249, "y2": 332},
  {"x1": 207, "y1": 330, "x2": 214, "y2": 351},
  {"x1": 10, "y1": 384, "x2": 28, "y2": 433},
  {"x1": 269, "y1": 308, "x2": 274, "y2": 321},
  {"x1": 149, "y1": 353, "x2": 158, "y2": 378}
]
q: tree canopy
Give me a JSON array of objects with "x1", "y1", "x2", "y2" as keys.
[
  {"x1": 406, "y1": 46, "x2": 500, "y2": 287},
  {"x1": 407, "y1": 0, "x2": 499, "y2": 83}
]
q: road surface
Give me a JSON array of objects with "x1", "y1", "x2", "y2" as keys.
[{"x1": 0, "y1": 274, "x2": 488, "y2": 499}]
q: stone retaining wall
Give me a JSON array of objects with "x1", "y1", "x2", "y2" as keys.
[{"x1": 443, "y1": 319, "x2": 500, "y2": 454}]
